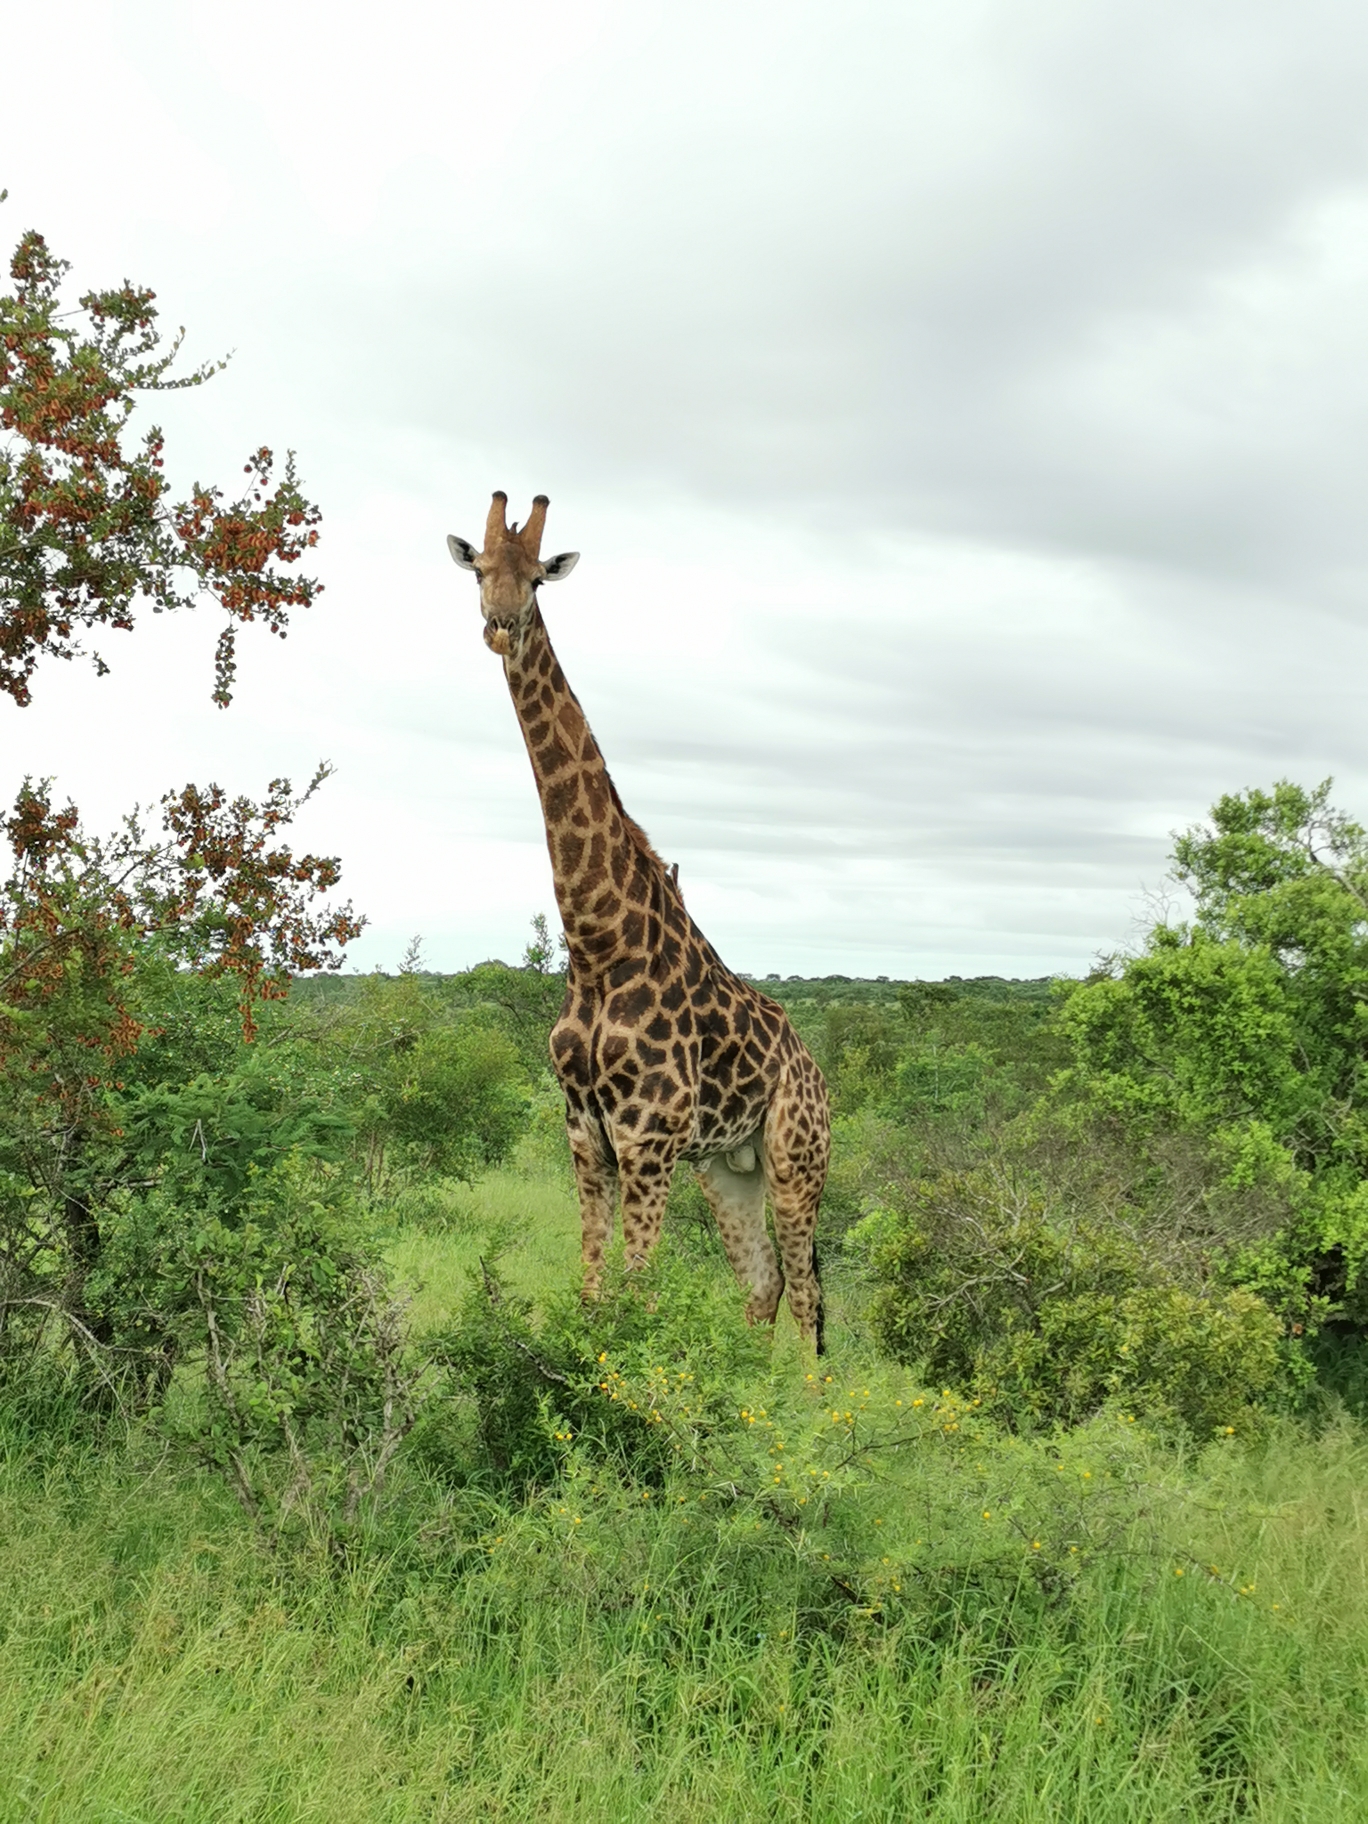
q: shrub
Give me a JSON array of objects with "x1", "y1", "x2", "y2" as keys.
[
  {"x1": 851, "y1": 1170, "x2": 1283, "y2": 1434},
  {"x1": 0, "y1": 779, "x2": 360, "y2": 1404},
  {"x1": 383, "y1": 1021, "x2": 528, "y2": 1177},
  {"x1": 887, "y1": 1038, "x2": 992, "y2": 1123},
  {"x1": 323, "y1": 973, "x2": 532, "y2": 1193},
  {"x1": 425, "y1": 1246, "x2": 773, "y2": 1494},
  {"x1": 1052, "y1": 781, "x2": 1368, "y2": 1386},
  {"x1": 146, "y1": 1153, "x2": 424, "y2": 1536}
]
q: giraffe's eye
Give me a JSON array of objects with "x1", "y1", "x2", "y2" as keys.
[{"x1": 473, "y1": 568, "x2": 485, "y2": 582}]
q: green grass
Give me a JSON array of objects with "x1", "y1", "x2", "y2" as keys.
[
  {"x1": 384, "y1": 1166, "x2": 582, "y2": 1331},
  {"x1": 3, "y1": 1167, "x2": 1368, "y2": 1821}
]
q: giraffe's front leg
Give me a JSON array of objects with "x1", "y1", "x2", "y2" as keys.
[
  {"x1": 565, "y1": 1110, "x2": 617, "y2": 1298},
  {"x1": 614, "y1": 1133, "x2": 681, "y2": 1271}
]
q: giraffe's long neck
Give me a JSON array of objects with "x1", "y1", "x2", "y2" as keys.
[{"x1": 502, "y1": 606, "x2": 669, "y2": 975}]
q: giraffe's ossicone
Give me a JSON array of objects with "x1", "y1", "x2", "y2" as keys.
[{"x1": 448, "y1": 493, "x2": 830, "y2": 1349}]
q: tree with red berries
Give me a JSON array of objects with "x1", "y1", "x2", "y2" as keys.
[
  {"x1": 0, "y1": 192, "x2": 321, "y2": 707},
  {"x1": 0, "y1": 207, "x2": 382, "y2": 1468}
]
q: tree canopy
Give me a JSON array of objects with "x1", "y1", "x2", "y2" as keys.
[{"x1": 0, "y1": 197, "x2": 321, "y2": 707}]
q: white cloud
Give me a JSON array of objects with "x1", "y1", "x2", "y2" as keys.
[{"x1": 5, "y1": 0, "x2": 1368, "y2": 977}]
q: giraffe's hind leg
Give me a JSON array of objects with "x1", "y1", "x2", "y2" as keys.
[
  {"x1": 763, "y1": 1071, "x2": 830, "y2": 1352},
  {"x1": 695, "y1": 1149, "x2": 784, "y2": 1327}
]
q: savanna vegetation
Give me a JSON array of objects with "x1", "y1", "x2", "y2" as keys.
[
  {"x1": 4, "y1": 209, "x2": 1368, "y2": 1820},
  {"x1": 5, "y1": 781, "x2": 1368, "y2": 1821}
]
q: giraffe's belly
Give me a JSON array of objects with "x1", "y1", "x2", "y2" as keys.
[
  {"x1": 577, "y1": 1063, "x2": 770, "y2": 1165},
  {"x1": 681, "y1": 1082, "x2": 773, "y2": 1163}
]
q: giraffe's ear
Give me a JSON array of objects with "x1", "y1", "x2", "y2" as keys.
[
  {"x1": 447, "y1": 534, "x2": 479, "y2": 570},
  {"x1": 541, "y1": 550, "x2": 580, "y2": 581}
]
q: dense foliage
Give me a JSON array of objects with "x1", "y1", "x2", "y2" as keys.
[
  {"x1": 854, "y1": 1171, "x2": 1280, "y2": 1434},
  {"x1": 1056, "y1": 782, "x2": 1368, "y2": 1339},
  {"x1": 3, "y1": 765, "x2": 1368, "y2": 1812},
  {"x1": 0, "y1": 197, "x2": 321, "y2": 705}
]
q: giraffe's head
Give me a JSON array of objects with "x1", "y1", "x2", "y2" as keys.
[{"x1": 447, "y1": 492, "x2": 580, "y2": 656}]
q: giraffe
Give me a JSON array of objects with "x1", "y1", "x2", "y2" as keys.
[{"x1": 448, "y1": 492, "x2": 830, "y2": 1349}]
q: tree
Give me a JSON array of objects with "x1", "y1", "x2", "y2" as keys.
[
  {"x1": 0, "y1": 196, "x2": 321, "y2": 707},
  {"x1": 1058, "y1": 780, "x2": 1368, "y2": 1342},
  {"x1": 0, "y1": 775, "x2": 363, "y2": 1377},
  {"x1": 1062, "y1": 781, "x2": 1368, "y2": 1175},
  {"x1": 0, "y1": 212, "x2": 425, "y2": 1523}
]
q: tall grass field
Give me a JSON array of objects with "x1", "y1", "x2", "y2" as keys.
[{"x1": 3, "y1": 1161, "x2": 1367, "y2": 1823}]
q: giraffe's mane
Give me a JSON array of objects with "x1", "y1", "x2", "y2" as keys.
[{"x1": 605, "y1": 772, "x2": 664, "y2": 870}]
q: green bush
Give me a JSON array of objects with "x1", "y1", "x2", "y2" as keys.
[
  {"x1": 319, "y1": 972, "x2": 533, "y2": 1192},
  {"x1": 383, "y1": 1021, "x2": 528, "y2": 1176},
  {"x1": 887, "y1": 1038, "x2": 993, "y2": 1122},
  {"x1": 851, "y1": 1170, "x2": 1283, "y2": 1434},
  {"x1": 1052, "y1": 781, "x2": 1368, "y2": 1376},
  {"x1": 426, "y1": 1246, "x2": 772, "y2": 1493},
  {"x1": 1236, "y1": 1179, "x2": 1368, "y2": 1311},
  {"x1": 83, "y1": 1148, "x2": 421, "y2": 1537}
]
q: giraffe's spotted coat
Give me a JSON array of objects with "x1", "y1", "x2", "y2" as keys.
[{"x1": 449, "y1": 493, "x2": 829, "y2": 1348}]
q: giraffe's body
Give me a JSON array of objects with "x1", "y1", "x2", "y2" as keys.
[{"x1": 449, "y1": 494, "x2": 828, "y2": 1347}]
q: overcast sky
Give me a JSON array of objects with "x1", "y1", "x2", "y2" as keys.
[{"x1": 5, "y1": 0, "x2": 1368, "y2": 978}]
